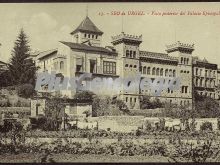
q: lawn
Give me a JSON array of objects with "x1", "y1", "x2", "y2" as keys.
[{"x1": 0, "y1": 153, "x2": 169, "y2": 163}]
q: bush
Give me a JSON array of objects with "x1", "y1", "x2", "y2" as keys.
[
  {"x1": 200, "y1": 122, "x2": 213, "y2": 131},
  {"x1": 17, "y1": 84, "x2": 35, "y2": 98}
]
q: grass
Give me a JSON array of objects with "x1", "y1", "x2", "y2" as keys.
[{"x1": 0, "y1": 153, "x2": 169, "y2": 163}]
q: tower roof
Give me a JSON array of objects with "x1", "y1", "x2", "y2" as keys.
[{"x1": 70, "y1": 16, "x2": 103, "y2": 35}]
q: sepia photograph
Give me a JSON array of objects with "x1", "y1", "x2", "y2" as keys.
[{"x1": 1, "y1": 2, "x2": 220, "y2": 163}]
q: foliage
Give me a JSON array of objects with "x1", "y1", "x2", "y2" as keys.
[
  {"x1": 140, "y1": 96, "x2": 164, "y2": 109},
  {"x1": 17, "y1": 84, "x2": 35, "y2": 98},
  {"x1": 194, "y1": 91, "x2": 220, "y2": 118},
  {"x1": 200, "y1": 122, "x2": 213, "y2": 131},
  {"x1": 74, "y1": 90, "x2": 95, "y2": 102},
  {"x1": 43, "y1": 98, "x2": 65, "y2": 131},
  {"x1": 92, "y1": 95, "x2": 128, "y2": 117},
  {"x1": 8, "y1": 28, "x2": 38, "y2": 86},
  {"x1": 0, "y1": 70, "x2": 11, "y2": 87}
]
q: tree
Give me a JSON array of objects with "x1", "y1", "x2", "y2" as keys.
[
  {"x1": 17, "y1": 83, "x2": 35, "y2": 98},
  {"x1": 194, "y1": 91, "x2": 220, "y2": 118},
  {"x1": 140, "y1": 95, "x2": 164, "y2": 109},
  {"x1": 8, "y1": 28, "x2": 37, "y2": 86},
  {"x1": 44, "y1": 98, "x2": 65, "y2": 131},
  {"x1": 74, "y1": 90, "x2": 95, "y2": 102}
]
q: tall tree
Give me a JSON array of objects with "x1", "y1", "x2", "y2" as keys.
[{"x1": 8, "y1": 28, "x2": 37, "y2": 85}]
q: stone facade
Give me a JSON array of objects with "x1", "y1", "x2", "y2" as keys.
[{"x1": 34, "y1": 16, "x2": 220, "y2": 110}]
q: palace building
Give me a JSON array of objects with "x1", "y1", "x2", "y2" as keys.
[{"x1": 34, "y1": 16, "x2": 220, "y2": 109}]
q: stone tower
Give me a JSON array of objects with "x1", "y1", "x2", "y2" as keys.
[
  {"x1": 112, "y1": 32, "x2": 142, "y2": 109},
  {"x1": 70, "y1": 16, "x2": 103, "y2": 47},
  {"x1": 166, "y1": 41, "x2": 194, "y2": 107}
]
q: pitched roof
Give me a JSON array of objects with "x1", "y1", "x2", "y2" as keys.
[
  {"x1": 70, "y1": 16, "x2": 103, "y2": 35},
  {"x1": 140, "y1": 51, "x2": 178, "y2": 61},
  {"x1": 37, "y1": 49, "x2": 58, "y2": 60},
  {"x1": 60, "y1": 41, "x2": 117, "y2": 55}
]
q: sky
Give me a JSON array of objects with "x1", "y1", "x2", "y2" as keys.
[{"x1": 0, "y1": 3, "x2": 220, "y2": 66}]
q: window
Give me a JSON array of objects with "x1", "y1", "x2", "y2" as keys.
[
  {"x1": 84, "y1": 33, "x2": 87, "y2": 38},
  {"x1": 134, "y1": 98, "x2": 137, "y2": 103},
  {"x1": 181, "y1": 86, "x2": 184, "y2": 93},
  {"x1": 92, "y1": 34, "x2": 94, "y2": 38},
  {"x1": 147, "y1": 67, "x2": 151, "y2": 75},
  {"x1": 130, "y1": 50, "x2": 133, "y2": 58},
  {"x1": 133, "y1": 65, "x2": 137, "y2": 68},
  {"x1": 200, "y1": 79, "x2": 203, "y2": 87},
  {"x1": 196, "y1": 79, "x2": 199, "y2": 86},
  {"x1": 60, "y1": 61, "x2": 64, "y2": 70},
  {"x1": 133, "y1": 51, "x2": 136, "y2": 58},
  {"x1": 126, "y1": 50, "x2": 129, "y2": 57},
  {"x1": 181, "y1": 57, "x2": 183, "y2": 64},
  {"x1": 185, "y1": 86, "x2": 188, "y2": 93},
  {"x1": 165, "y1": 69, "x2": 168, "y2": 76},
  {"x1": 76, "y1": 58, "x2": 83, "y2": 72},
  {"x1": 88, "y1": 34, "x2": 90, "y2": 38},
  {"x1": 129, "y1": 65, "x2": 132, "y2": 68},
  {"x1": 196, "y1": 68, "x2": 198, "y2": 75},
  {"x1": 96, "y1": 35, "x2": 98, "y2": 39},
  {"x1": 160, "y1": 68, "x2": 163, "y2": 76},
  {"x1": 184, "y1": 58, "x2": 186, "y2": 64},
  {"x1": 205, "y1": 70, "x2": 208, "y2": 77},
  {"x1": 152, "y1": 68, "x2": 156, "y2": 75},
  {"x1": 125, "y1": 64, "x2": 129, "y2": 67},
  {"x1": 156, "y1": 68, "x2": 160, "y2": 76},
  {"x1": 173, "y1": 70, "x2": 176, "y2": 77},
  {"x1": 186, "y1": 58, "x2": 189, "y2": 64},
  {"x1": 90, "y1": 60, "x2": 97, "y2": 73},
  {"x1": 126, "y1": 97, "x2": 128, "y2": 102},
  {"x1": 103, "y1": 61, "x2": 116, "y2": 74},
  {"x1": 139, "y1": 66, "x2": 142, "y2": 72},
  {"x1": 143, "y1": 66, "x2": 146, "y2": 74},
  {"x1": 169, "y1": 69, "x2": 172, "y2": 77}
]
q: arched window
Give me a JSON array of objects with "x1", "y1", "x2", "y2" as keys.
[
  {"x1": 130, "y1": 50, "x2": 132, "y2": 58},
  {"x1": 156, "y1": 68, "x2": 160, "y2": 76},
  {"x1": 165, "y1": 69, "x2": 168, "y2": 76},
  {"x1": 160, "y1": 68, "x2": 163, "y2": 76},
  {"x1": 60, "y1": 61, "x2": 64, "y2": 70},
  {"x1": 129, "y1": 64, "x2": 132, "y2": 68},
  {"x1": 126, "y1": 50, "x2": 129, "y2": 57},
  {"x1": 143, "y1": 66, "x2": 146, "y2": 74},
  {"x1": 152, "y1": 67, "x2": 156, "y2": 75},
  {"x1": 169, "y1": 69, "x2": 172, "y2": 77},
  {"x1": 181, "y1": 57, "x2": 183, "y2": 63},
  {"x1": 147, "y1": 67, "x2": 151, "y2": 75},
  {"x1": 200, "y1": 79, "x2": 203, "y2": 87},
  {"x1": 184, "y1": 58, "x2": 186, "y2": 64},
  {"x1": 173, "y1": 70, "x2": 176, "y2": 77},
  {"x1": 196, "y1": 79, "x2": 199, "y2": 86},
  {"x1": 133, "y1": 65, "x2": 137, "y2": 68},
  {"x1": 133, "y1": 51, "x2": 136, "y2": 58},
  {"x1": 125, "y1": 64, "x2": 129, "y2": 67},
  {"x1": 139, "y1": 66, "x2": 142, "y2": 72},
  {"x1": 186, "y1": 58, "x2": 189, "y2": 64},
  {"x1": 205, "y1": 80, "x2": 208, "y2": 87}
]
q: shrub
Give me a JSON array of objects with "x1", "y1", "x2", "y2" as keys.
[
  {"x1": 200, "y1": 122, "x2": 213, "y2": 131},
  {"x1": 17, "y1": 84, "x2": 35, "y2": 98}
]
